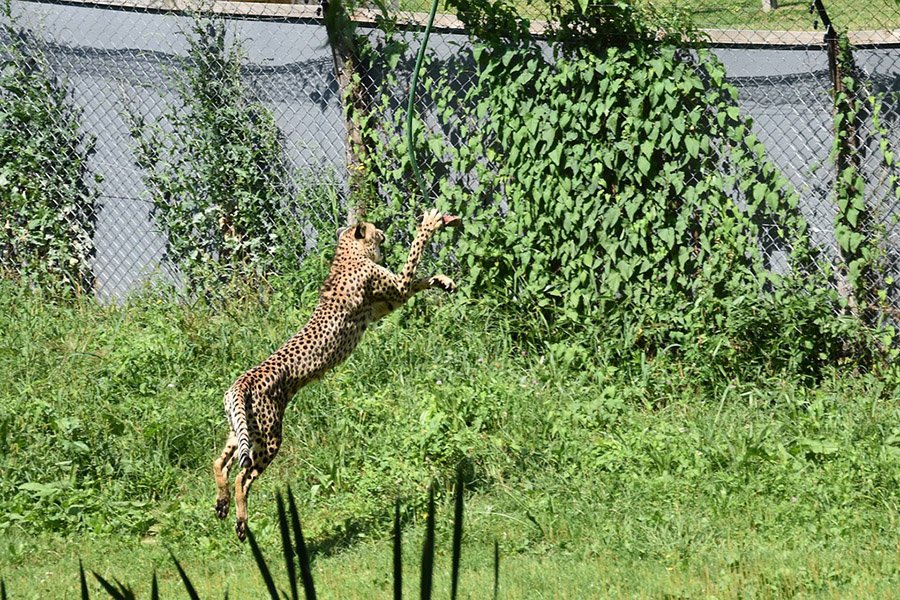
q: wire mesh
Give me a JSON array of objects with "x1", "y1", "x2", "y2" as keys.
[{"x1": 1, "y1": 0, "x2": 899, "y2": 308}]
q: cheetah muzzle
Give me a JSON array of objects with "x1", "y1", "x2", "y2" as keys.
[{"x1": 212, "y1": 209, "x2": 461, "y2": 541}]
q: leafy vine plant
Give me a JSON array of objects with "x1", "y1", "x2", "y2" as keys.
[
  {"x1": 829, "y1": 30, "x2": 898, "y2": 325},
  {"x1": 355, "y1": 0, "x2": 868, "y2": 371},
  {"x1": 128, "y1": 15, "x2": 304, "y2": 293},
  {"x1": 868, "y1": 91, "x2": 900, "y2": 322},
  {"x1": 0, "y1": 0, "x2": 100, "y2": 294}
]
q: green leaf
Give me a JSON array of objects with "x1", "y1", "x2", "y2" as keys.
[
  {"x1": 637, "y1": 155, "x2": 651, "y2": 176},
  {"x1": 684, "y1": 137, "x2": 699, "y2": 158},
  {"x1": 548, "y1": 146, "x2": 563, "y2": 166},
  {"x1": 658, "y1": 227, "x2": 675, "y2": 249}
]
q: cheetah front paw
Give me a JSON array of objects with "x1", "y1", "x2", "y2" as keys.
[
  {"x1": 215, "y1": 497, "x2": 230, "y2": 520},
  {"x1": 430, "y1": 275, "x2": 456, "y2": 293},
  {"x1": 421, "y1": 209, "x2": 461, "y2": 232},
  {"x1": 441, "y1": 214, "x2": 462, "y2": 228},
  {"x1": 421, "y1": 208, "x2": 443, "y2": 232},
  {"x1": 235, "y1": 519, "x2": 248, "y2": 542}
]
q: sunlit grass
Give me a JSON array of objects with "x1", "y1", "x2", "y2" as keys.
[
  {"x1": 0, "y1": 280, "x2": 897, "y2": 597},
  {"x1": 391, "y1": 0, "x2": 900, "y2": 31},
  {"x1": 2, "y1": 507, "x2": 897, "y2": 598}
]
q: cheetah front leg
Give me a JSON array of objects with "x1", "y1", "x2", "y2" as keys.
[
  {"x1": 368, "y1": 211, "x2": 459, "y2": 319},
  {"x1": 369, "y1": 273, "x2": 456, "y2": 321},
  {"x1": 396, "y1": 209, "x2": 461, "y2": 295}
]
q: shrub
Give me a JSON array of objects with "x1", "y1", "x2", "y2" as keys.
[
  {"x1": 358, "y1": 0, "x2": 872, "y2": 374},
  {"x1": 128, "y1": 16, "x2": 305, "y2": 291},
  {"x1": 0, "y1": 1, "x2": 99, "y2": 293}
]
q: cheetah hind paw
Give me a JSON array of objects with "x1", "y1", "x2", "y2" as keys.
[
  {"x1": 215, "y1": 497, "x2": 230, "y2": 520},
  {"x1": 235, "y1": 519, "x2": 248, "y2": 542}
]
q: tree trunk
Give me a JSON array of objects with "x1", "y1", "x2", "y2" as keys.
[{"x1": 323, "y1": 0, "x2": 371, "y2": 226}]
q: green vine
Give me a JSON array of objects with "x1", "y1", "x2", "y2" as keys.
[
  {"x1": 128, "y1": 16, "x2": 302, "y2": 291},
  {"x1": 830, "y1": 31, "x2": 895, "y2": 325},
  {"x1": 355, "y1": 0, "x2": 881, "y2": 372},
  {"x1": 0, "y1": 1, "x2": 99, "y2": 294},
  {"x1": 869, "y1": 91, "x2": 900, "y2": 321}
]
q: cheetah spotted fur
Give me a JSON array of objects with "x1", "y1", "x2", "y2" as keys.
[{"x1": 213, "y1": 209, "x2": 460, "y2": 540}]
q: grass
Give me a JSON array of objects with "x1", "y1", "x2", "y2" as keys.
[
  {"x1": 395, "y1": 0, "x2": 900, "y2": 31},
  {"x1": 0, "y1": 276, "x2": 898, "y2": 597},
  {"x1": 4, "y1": 518, "x2": 896, "y2": 598},
  {"x1": 655, "y1": 0, "x2": 900, "y2": 31}
]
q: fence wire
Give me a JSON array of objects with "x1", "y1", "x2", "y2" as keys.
[{"x1": 1, "y1": 0, "x2": 900, "y2": 309}]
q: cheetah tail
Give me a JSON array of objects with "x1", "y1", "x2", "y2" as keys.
[{"x1": 226, "y1": 379, "x2": 253, "y2": 470}]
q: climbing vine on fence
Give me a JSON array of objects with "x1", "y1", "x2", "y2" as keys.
[
  {"x1": 0, "y1": 1, "x2": 99, "y2": 294},
  {"x1": 357, "y1": 0, "x2": 866, "y2": 369},
  {"x1": 868, "y1": 90, "x2": 900, "y2": 316},
  {"x1": 128, "y1": 16, "x2": 302, "y2": 291},
  {"x1": 829, "y1": 31, "x2": 899, "y2": 323}
]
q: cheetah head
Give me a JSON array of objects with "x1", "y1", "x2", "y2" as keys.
[{"x1": 338, "y1": 222, "x2": 385, "y2": 264}]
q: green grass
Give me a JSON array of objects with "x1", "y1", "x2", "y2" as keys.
[
  {"x1": 3, "y1": 514, "x2": 897, "y2": 598},
  {"x1": 0, "y1": 277, "x2": 898, "y2": 597},
  {"x1": 397, "y1": 0, "x2": 900, "y2": 31},
  {"x1": 655, "y1": 0, "x2": 900, "y2": 31}
]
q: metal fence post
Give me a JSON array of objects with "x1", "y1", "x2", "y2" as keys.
[{"x1": 812, "y1": 0, "x2": 867, "y2": 313}]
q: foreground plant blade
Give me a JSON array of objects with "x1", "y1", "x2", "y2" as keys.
[
  {"x1": 450, "y1": 468, "x2": 464, "y2": 600},
  {"x1": 420, "y1": 484, "x2": 435, "y2": 600},
  {"x1": 91, "y1": 571, "x2": 134, "y2": 600},
  {"x1": 393, "y1": 499, "x2": 402, "y2": 600},
  {"x1": 287, "y1": 487, "x2": 317, "y2": 599},
  {"x1": 276, "y1": 492, "x2": 298, "y2": 600},
  {"x1": 247, "y1": 528, "x2": 280, "y2": 599},
  {"x1": 493, "y1": 541, "x2": 499, "y2": 600},
  {"x1": 169, "y1": 550, "x2": 200, "y2": 600},
  {"x1": 1, "y1": 579, "x2": 7, "y2": 600},
  {"x1": 150, "y1": 571, "x2": 158, "y2": 600},
  {"x1": 79, "y1": 560, "x2": 90, "y2": 600}
]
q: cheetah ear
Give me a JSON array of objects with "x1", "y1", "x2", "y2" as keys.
[
  {"x1": 335, "y1": 226, "x2": 347, "y2": 242},
  {"x1": 354, "y1": 223, "x2": 366, "y2": 239}
]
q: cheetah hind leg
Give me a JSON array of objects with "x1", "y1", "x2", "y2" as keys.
[
  {"x1": 234, "y1": 462, "x2": 268, "y2": 542},
  {"x1": 213, "y1": 433, "x2": 237, "y2": 520}
]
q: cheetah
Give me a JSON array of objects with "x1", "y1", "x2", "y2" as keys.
[{"x1": 213, "y1": 209, "x2": 461, "y2": 540}]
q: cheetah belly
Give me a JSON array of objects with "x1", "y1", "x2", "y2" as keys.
[{"x1": 274, "y1": 319, "x2": 368, "y2": 394}]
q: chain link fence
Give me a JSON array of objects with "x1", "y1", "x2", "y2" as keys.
[{"x1": 2, "y1": 0, "x2": 900, "y2": 307}]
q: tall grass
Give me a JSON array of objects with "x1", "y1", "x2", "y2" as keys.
[{"x1": 0, "y1": 278, "x2": 898, "y2": 597}]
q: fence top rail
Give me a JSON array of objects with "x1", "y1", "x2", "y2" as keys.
[
  {"x1": 15, "y1": 0, "x2": 322, "y2": 19},
  {"x1": 12, "y1": 0, "x2": 900, "y2": 48}
]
